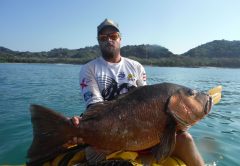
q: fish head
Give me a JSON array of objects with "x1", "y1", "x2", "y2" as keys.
[{"x1": 167, "y1": 87, "x2": 212, "y2": 129}]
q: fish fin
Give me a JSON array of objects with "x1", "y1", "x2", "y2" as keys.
[
  {"x1": 81, "y1": 102, "x2": 114, "y2": 120},
  {"x1": 27, "y1": 104, "x2": 77, "y2": 163},
  {"x1": 138, "y1": 153, "x2": 155, "y2": 166},
  {"x1": 152, "y1": 116, "x2": 176, "y2": 162},
  {"x1": 26, "y1": 144, "x2": 87, "y2": 166},
  {"x1": 85, "y1": 146, "x2": 107, "y2": 165}
]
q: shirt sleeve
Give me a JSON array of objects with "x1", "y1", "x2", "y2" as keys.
[
  {"x1": 136, "y1": 63, "x2": 147, "y2": 86},
  {"x1": 79, "y1": 64, "x2": 103, "y2": 107}
]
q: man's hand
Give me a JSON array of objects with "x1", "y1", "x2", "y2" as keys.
[
  {"x1": 71, "y1": 116, "x2": 81, "y2": 127},
  {"x1": 63, "y1": 116, "x2": 84, "y2": 147}
]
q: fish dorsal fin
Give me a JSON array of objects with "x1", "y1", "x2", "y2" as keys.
[
  {"x1": 81, "y1": 101, "x2": 115, "y2": 120},
  {"x1": 151, "y1": 116, "x2": 176, "y2": 162}
]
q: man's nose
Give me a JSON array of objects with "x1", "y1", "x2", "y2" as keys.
[{"x1": 106, "y1": 37, "x2": 113, "y2": 41}]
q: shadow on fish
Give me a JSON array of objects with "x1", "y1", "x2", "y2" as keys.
[{"x1": 27, "y1": 82, "x2": 213, "y2": 165}]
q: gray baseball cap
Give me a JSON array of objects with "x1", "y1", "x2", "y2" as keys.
[{"x1": 97, "y1": 19, "x2": 119, "y2": 35}]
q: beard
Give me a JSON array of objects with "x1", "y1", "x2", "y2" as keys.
[{"x1": 100, "y1": 43, "x2": 120, "y2": 61}]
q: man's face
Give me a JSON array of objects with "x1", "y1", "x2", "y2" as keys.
[{"x1": 98, "y1": 27, "x2": 121, "y2": 60}]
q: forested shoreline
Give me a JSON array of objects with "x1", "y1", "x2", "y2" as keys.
[{"x1": 1, "y1": 40, "x2": 240, "y2": 67}]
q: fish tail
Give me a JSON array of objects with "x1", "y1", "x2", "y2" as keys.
[{"x1": 27, "y1": 104, "x2": 80, "y2": 163}]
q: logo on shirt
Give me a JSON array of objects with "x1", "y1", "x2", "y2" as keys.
[
  {"x1": 83, "y1": 91, "x2": 93, "y2": 102},
  {"x1": 97, "y1": 75, "x2": 136, "y2": 101},
  {"x1": 80, "y1": 78, "x2": 91, "y2": 90},
  {"x1": 127, "y1": 74, "x2": 135, "y2": 81},
  {"x1": 118, "y1": 72, "x2": 125, "y2": 80}
]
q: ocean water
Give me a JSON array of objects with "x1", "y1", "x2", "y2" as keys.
[{"x1": 0, "y1": 63, "x2": 239, "y2": 166}]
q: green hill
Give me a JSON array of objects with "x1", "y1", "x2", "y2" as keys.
[
  {"x1": 1, "y1": 40, "x2": 240, "y2": 67},
  {"x1": 0, "y1": 44, "x2": 174, "y2": 64},
  {"x1": 182, "y1": 40, "x2": 240, "y2": 57},
  {"x1": 121, "y1": 44, "x2": 174, "y2": 58}
]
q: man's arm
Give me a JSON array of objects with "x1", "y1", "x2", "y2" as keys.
[
  {"x1": 79, "y1": 64, "x2": 103, "y2": 108},
  {"x1": 136, "y1": 63, "x2": 147, "y2": 86},
  {"x1": 66, "y1": 65, "x2": 103, "y2": 145}
]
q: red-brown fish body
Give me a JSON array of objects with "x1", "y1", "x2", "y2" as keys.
[
  {"x1": 27, "y1": 82, "x2": 212, "y2": 164},
  {"x1": 79, "y1": 98, "x2": 168, "y2": 151}
]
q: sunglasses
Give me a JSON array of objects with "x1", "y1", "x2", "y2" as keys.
[{"x1": 98, "y1": 32, "x2": 120, "y2": 42}]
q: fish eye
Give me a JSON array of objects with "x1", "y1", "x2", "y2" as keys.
[{"x1": 188, "y1": 89, "x2": 196, "y2": 96}]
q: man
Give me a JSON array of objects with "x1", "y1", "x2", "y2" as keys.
[
  {"x1": 79, "y1": 18, "x2": 147, "y2": 108},
  {"x1": 71, "y1": 19, "x2": 204, "y2": 166}
]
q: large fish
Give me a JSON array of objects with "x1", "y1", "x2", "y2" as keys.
[{"x1": 27, "y1": 82, "x2": 212, "y2": 164}]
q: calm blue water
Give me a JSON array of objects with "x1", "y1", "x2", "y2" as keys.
[{"x1": 0, "y1": 63, "x2": 239, "y2": 166}]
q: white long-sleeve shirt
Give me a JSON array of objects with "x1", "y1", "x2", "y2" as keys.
[{"x1": 79, "y1": 56, "x2": 147, "y2": 107}]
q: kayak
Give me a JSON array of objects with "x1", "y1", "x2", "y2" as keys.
[{"x1": 38, "y1": 145, "x2": 186, "y2": 166}]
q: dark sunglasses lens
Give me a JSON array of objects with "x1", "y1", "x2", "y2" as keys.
[
  {"x1": 99, "y1": 35, "x2": 108, "y2": 41},
  {"x1": 98, "y1": 33, "x2": 119, "y2": 42},
  {"x1": 109, "y1": 33, "x2": 119, "y2": 40}
]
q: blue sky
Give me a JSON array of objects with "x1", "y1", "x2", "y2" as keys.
[{"x1": 1, "y1": 0, "x2": 240, "y2": 54}]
